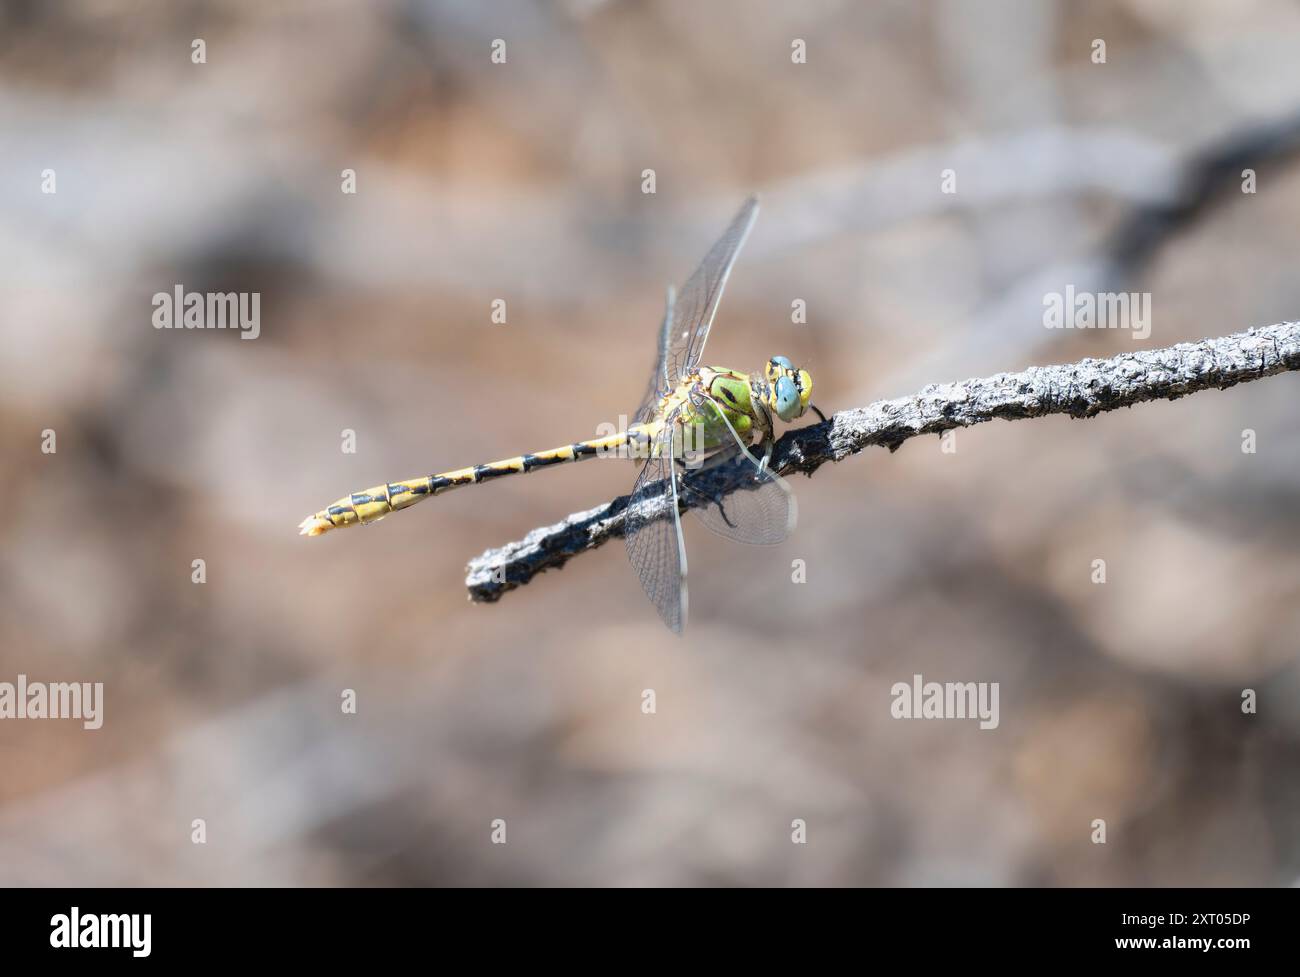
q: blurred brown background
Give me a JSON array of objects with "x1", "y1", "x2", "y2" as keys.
[{"x1": 2, "y1": 0, "x2": 1299, "y2": 886}]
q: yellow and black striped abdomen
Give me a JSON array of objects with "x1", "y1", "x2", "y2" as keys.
[{"x1": 298, "y1": 427, "x2": 655, "y2": 536}]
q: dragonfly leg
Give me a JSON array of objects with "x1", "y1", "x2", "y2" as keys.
[{"x1": 754, "y1": 436, "x2": 773, "y2": 476}]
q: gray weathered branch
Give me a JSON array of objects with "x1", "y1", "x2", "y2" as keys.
[{"x1": 466, "y1": 321, "x2": 1300, "y2": 603}]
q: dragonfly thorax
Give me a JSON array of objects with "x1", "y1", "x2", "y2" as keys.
[{"x1": 696, "y1": 367, "x2": 757, "y2": 416}]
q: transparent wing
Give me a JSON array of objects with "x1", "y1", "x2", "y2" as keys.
[
  {"x1": 665, "y1": 195, "x2": 760, "y2": 385},
  {"x1": 634, "y1": 286, "x2": 675, "y2": 424},
  {"x1": 624, "y1": 420, "x2": 689, "y2": 633},
  {"x1": 684, "y1": 397, "x2": 795, "y2": 545}
]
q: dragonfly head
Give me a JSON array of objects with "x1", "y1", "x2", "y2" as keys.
[{"x1": 764, "y1": 355, "x2": 813, "y2": 423}]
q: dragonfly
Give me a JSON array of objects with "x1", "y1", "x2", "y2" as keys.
[{"x1": 299, "y1": 196, "x2": 824, "y2": 632}]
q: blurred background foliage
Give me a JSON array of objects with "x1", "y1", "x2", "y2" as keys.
[{"x1": 2, "y1": 0, "x2": 1299, "y2": 885}]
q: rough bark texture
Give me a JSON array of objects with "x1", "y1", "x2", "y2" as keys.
[{"x1": 466, "y1": 321, "x2": 1300, "y2": 603}]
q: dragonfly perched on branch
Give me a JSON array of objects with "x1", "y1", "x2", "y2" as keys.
[{"x1": 299, "y1": 196, "x2": 824, "y2": 632}]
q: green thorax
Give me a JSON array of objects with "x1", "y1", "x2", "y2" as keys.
[{"x1": 676, "y1": 367, "x2": 757, "y2": 453}]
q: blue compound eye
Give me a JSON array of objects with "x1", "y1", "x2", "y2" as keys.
[
  {"x1": 774, "y1": 375, "x2": 799, "y2": 419},
  {"x1": 770, "y1": 355, "x2": 793, "y2": 369}
]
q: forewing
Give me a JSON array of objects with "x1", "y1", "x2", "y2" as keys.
[
  {"x1": 687, "y1": 459, "x2": 794, "y2": 545},
  {"x1": 624, "y1": 421, "x2": 689, "y2": 633},
  {"x1": 665, "y1": 196, "x2": 760, "y2": 383},
  {"x1": 685, "y1": 398, "x2": 795, "y2": 545},
  {"x1": 634, "y1": 286, "x2": 675, "y2": 424}
]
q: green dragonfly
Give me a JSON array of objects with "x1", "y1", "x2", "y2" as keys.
[{"x1": 299, "y1": 196, "x2": 824, "y2": 631}]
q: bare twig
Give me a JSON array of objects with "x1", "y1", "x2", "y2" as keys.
[{"x1": 467, "y1": 321, "x2": 1300, "y2": 602}]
